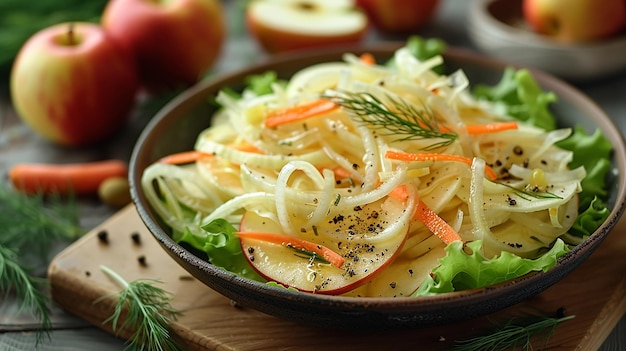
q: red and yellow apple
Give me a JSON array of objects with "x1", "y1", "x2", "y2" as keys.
[
  {"x1": 238, "y1": 196, "x2": 409, "y2": 294},
  {"x1": 246, "y1": 0, "x2": 369, "y2": 54},
  {"x1": 356, "y1": 0, "x2": 440, "y2": 34},
  {"x1": 523, "y1": 0, "x2": 626, "y2": 43},
  {"x1": 10, "y1": 22, "x2": 139, "y2": 147},
  {"x1": 101, "y1": 0, "x2": 225, "y2": 91}
]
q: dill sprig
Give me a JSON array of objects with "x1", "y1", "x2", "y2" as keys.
[
  {"x1": 0, "y1": 184, "x2": 83, "y2": 340},
  {"x1": 0, "y1": 185, "x2": 84, "y2": 260},
  {"x1": 452, "y1": 313, "x2": 575, "y2": 351},
  {"x1": 99, "y1": 265, "x2": 186, "y2": 351},
  {"x1": 325, "y1": 91, "x2": 458, "y2": 150},
  {"x1": 0, "y1": 245, "x2": 52, "y2": 340},
  {"x1": 497, "y1": 181, "x2": 563, "y2": 201}
]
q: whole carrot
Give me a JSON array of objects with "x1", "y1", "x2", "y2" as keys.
[{"x1": 9, "y1": 160, "x2": 128, "y2": 196}]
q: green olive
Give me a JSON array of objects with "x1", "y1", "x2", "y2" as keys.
[{"x1": 98, "y1": 176, "x2": 131, "y2": 207}]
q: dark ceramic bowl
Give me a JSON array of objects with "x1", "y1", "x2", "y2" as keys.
[{"x1": 129, "y1": 43, "x2": 626, "y2": 330}]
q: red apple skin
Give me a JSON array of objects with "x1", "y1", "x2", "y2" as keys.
[
  {"x1": 10, "y1": 22, "x2": 139, "y2": 147},
  {"x1": 102, "y1": 0, "x2": 225, "y2": 91},
  {"x1": 523, "y1": 0, "x2": 626, "y2": 42},
  {"x1": 356, "y1": 0, "x2": 440, "y2": 34}
]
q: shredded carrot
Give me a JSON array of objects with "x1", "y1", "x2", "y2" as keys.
[
  {"x1": 387, "y1": 185, "x2": 462, "y2": 245},
  {"x1": 413, "y1": 199, "x2": 463, "y2": 245},
  {"x1": 359, "y1": 52, "x2": 376, "y2": 65},
  {"x1": 385, "y1": 150, "x2": 498, "y2": 180},
  {"x1": 264, "y1": 99, "x2": 338, "y2": 128},
  {"x1": 158, "y1": 151, "x2": 213, "y2": 165},
  {"x1": 234, "y1": 143, "x2": 263, "y2": 154},
  {"x1": 236, "y1": 231, "x2": 345, "y2": 268},
  {"x1": 466, "y1": 121, "x2": 518, "y2": 135},
  {"x1": 332, "y1": 166, "x2": 352, "y2": 180},
  {"x1": 388, "y1": 184, "x2": 410, "y2": 202}
]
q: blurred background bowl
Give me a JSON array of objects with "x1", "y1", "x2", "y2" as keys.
[
  {"x1": 129, "y1": 42, "x2": 626, "y2": 330},
  {"x1": 468, "y1": 0, "x2": 626, "y2": 82}
]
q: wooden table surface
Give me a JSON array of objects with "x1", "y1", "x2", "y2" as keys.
[{"x1": 1, "y1": 1, "x2": 625, "y2": 350}]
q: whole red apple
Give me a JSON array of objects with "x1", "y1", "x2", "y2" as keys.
[
  {"x1": 102, "y1": 0, "x2": 225, "y2": 91},
  {"x1": 356, "y1": 0, "x2": 440, "y2": 34},
  {"x1": 246, "y1": 0, "x2": 369, "y2": 54},
  {"x1": 523, "y1": 0, "x2": 626, "y2": 42},
  {"x1": 10, "y1": 22, "x2": 139, "y2": 147}
]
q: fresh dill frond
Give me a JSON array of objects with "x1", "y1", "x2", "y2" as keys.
[
  {"x1": 0, "y1": 185, "x2": 83, "y2": 261},
  {"x1": 497, "y1": 181, "x2": 563, "y2": 201},
  {"x1": 0, "y1": 245, "x2": 52, "y2": 341},
  {"x1": 98, "y1": 265, "x2": 186, "y2": 351},
  {"x1": 325, "y1": 91, "x2": 458, "y2": 150},
  {"x1": 0, "y1": 184, "x2": 83, "y2": 340},
  {"x1": 452, "y1": 314, "x2": 575, "y2": 351}
]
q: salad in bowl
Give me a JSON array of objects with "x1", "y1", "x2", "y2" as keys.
[{"x1": 130, "y1": 37, "x2": 624, "y2": 328}]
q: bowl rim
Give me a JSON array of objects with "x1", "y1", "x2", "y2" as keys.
[
  {"x1": 129, "y1": 42, "x2": 626, "y2": 318},
  {"x1": 470, "y1": 0, "x2": 626, "y2": 50}
]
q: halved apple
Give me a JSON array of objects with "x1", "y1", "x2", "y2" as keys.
[
  {"x1": 238, "y1": 196, "x2": 410, "y2": 294},
  {"x1": 246, "y1": 0, "x2": 369, "y2": 54}
]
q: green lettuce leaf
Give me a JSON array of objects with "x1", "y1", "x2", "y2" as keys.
[
  {"x1": 175, "y1": 219, "x2": 265, "y2": 281},
  {"x1": 386, "y1": 35, "x2": 447, "y2": 74},
  {"x1": 556, "y1": 126, "x2": 612, "y2": 237},
  {"x1": 413, "y1": 239, "x2": 570, "y2": 296},
  {"x1": 473, "y1": 68, "x2": 557, "y2": 131},
  {"x1": 569, "y1": 196, "x2": 611, "y2": 238},
  {"x1": 557, "y1": 126, "x2": 612, "y2": 207}
]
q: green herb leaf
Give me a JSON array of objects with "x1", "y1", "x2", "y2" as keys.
[
  {"x1": 452, "y1": 313, "x2": 575, "y2": 351},
  {"x1": 326, "y1": 91, "x2": 458, "y2": 150},
  {"x1": 0, "y1": 185, "x2": 83, "y2": 260},
  {"x1": 0, "y1": 245, "x2": 52, "y2": 342},
  {"x1": 0, "y1": 184, "x2": 83, "y2": 339},
  {"x1": 98, "y1": 265, "x2": 186, "y2": 351}
]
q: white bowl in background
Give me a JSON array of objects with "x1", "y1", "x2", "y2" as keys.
[{"x1": 468, "y1": 0, "x2": 626, "y2": 82}]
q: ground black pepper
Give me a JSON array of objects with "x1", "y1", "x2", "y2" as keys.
[
  {"x1": 97, "y1": 230, "x2": 109, "y2": 244},
  {"x1": 131, "y1": 232, "x2": 141, "y2": 245}
]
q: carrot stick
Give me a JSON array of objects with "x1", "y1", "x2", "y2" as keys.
[
  {"x1": 389, "y1": 185, "x2": 463, "y2": 245},
  {"x1": 234, "y1": 143, "x2": 263, "y2": 154},
  {"x1": 466, "y1": 121, "x2": 518, "y2": 135},
  {"x1": 359, "y1": 52, "x2": 376, "y2": 65},
  {"x1": 387, "y1": 185, "x2": 462, "y2": 245},
  {"x1": 158, "y1": 150, "x2": 213, "y2": 165},
  {"x1": 332, "y1": 166, "x2": 352, "y2": 179},
  {"x1": 236, "y1": 231, "x2": 345, "y2": 268},
  {"x1": 385, "y1": 150, "x2": 498, "y2": 180},
  {"x1": 9, "y1": 160, "x2": 128, "y2": 196},
  {"x1": 264, "y1": 99, "x2": 338, "y2": 128},
  {"x1": 388, "y1": 184, "x2": 410, "y2": 202},
  {"x1": 413, "y1": 199, "x2": 463, "y2": 245}
]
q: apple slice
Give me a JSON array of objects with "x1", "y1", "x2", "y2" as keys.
[
  {"x1": 238, "y1": 196, "x2": 410, "y2": 294},
  {"x1": 246, "y1": 0, "x2": 369, "y2": 54}
]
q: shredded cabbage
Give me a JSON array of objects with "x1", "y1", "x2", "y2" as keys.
[{"x1": 141, "y1": 36, "x2": 611, "y2": 296}]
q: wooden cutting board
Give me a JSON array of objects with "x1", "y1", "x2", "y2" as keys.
[{"x1": 48, "y1": 204, "x2": 626, "y2": 350}]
